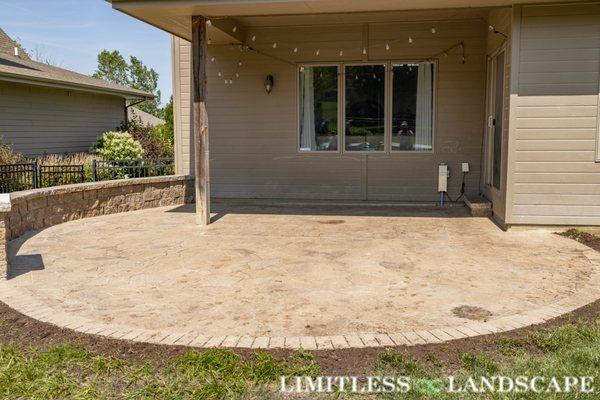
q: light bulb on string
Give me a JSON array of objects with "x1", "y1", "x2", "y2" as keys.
[
  {"x1": 408, "y1": 37, "x2": 413, "y2": 44},
  {"x1": 229, "y1": 79, "x2": 233, "y2": 84},
  {"x1": 363, "y1": 48, "x2": 368, "y2": 55},
  {"x1": 235, "y1": 73, "x2": 240, "y2": 78},
  {"x1": 238, "y1": 61, "x2": 242, "y2": 67},
  {"x1": 251, "y1": 35, "x2": 256, "y2": 41},
  {"x1": 272, "y1": 42, "x2": 277, "y2": 49},
  {"x1": 339, "y1": 50, "x2": 343, "y2": 56},
  {"x1": 211, "y1": 57, "x2": 216, "y2": 62},
  {"x1": 385, "y1": 43, "x2": 390, "y2": 51},
  {"x1": 300, "y1": 66, "x2": 305, "y2": 72},
  {"x1": 315, "y1": 49, "x2": 320, "y2": 56},
  {"x1": 206, "y1": 19, "x2": 212, "y2": 26},
  {"x1": 207, "y1": 39, "x2": 212, "y2": 45},
  {"x1": 232, "y1": 26, "x2": 237, "y2": 33},
  {"x1": 431, "y1": 27, "x2": 436, "y2": 34},
  {"x1": 293, "y1": 47, "x2": 298, "y2": 53},
  {"x1": 224, "y1": 79, "x2": 228, "y2": 84}
]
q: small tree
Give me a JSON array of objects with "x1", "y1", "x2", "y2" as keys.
[{"x1": 93, "y1": 50, "x2": 162, "y2": 118}]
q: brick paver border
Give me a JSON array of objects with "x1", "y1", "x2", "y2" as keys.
[{"x1": 1, "y1": 249, "x2": 598, "y2": 350}]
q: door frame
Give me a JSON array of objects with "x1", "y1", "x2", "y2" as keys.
[{"x1": 484, "y1": 45, "x2": 507, "y2": 192}]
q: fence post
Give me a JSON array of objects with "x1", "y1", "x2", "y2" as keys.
[
  {"x1": 32, "y1": 161, "x2": 39, "y2": 189},
  {"x1": 92, "y1": 159, "x2": 97, "y2": 182}
]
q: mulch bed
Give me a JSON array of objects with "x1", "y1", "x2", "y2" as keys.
[
  {"x1": 1, "y1": 298, "x2": 598, "y2": 375},
  {"x1": 558, "y1": 229, "x2": 600, "y2": 252}
]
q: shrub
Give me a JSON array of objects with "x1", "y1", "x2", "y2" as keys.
[
  {"x1": 92, "y1": 131, "x2": 144, "y2": 160},
  {"x1": 0, "y1": 134, "x2": 24, "y2": 164},
  {"x1": 118, "y1": 116, "x2": 173, "y2": 159}
]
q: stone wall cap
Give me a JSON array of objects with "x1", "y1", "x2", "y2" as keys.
[
  {"x1": 0, "y1": 193, "x2": 11, "y2": 212},
  {"x1": 10, "y1": 175, "x2": 193, "y2": 202}
]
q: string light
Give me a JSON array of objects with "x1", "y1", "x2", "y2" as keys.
[
  {"x1": 272, "y1": 42, "x2": 277, "y2": 48},
  {"x1": 315, "y1": 49, "x2": 320, "y2": 56},
  {"x1": 409, "y1": 37, "x2": 413, "y2": 44},
  {"x1": 207, "y1": 39, "x2": 212, "y2": 45},
  {"x1": 218, "y1": 71, "x2": 222, "y2": 77},
  {"x1": 232, "y1": 26, "x2": 237, "y2": 33},
  {"x1": 238, "y1": 61, "x2": 242, "y2": 66},
  {"x1": 210, "y1": 57, "x2": 215, "y2": 62},
  {"x1": 235, "y1": 72, "x2": 240, "y2": 78},
  {"x1": 385, "y1": 43, "x2": 390, "y2": 51},
  {"x1": 251, "y1": 35, "x2": 256, "y2": 41},
  {"x1": 431, "y1": 27, "x2": 436, "y2": 34},
  {"x1": 362, "y1": 48, "x2": 368, "y2": 55},
  {"x1": 206, "y1": 19, "x2": 212, "y2": 26},
  {"x1": 339, "y1": 50, "x2": 344, "y2": 56},
  {"x1": 229, "y1": 79, "x2": 233, "y2": 84},
  {"x1": 293, "y1": 47, "x2": 298, "y2": 53}
]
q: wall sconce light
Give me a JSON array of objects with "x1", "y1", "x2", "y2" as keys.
[{"x1": 264, "y1": 75, "x2": 274, "y2": 94}]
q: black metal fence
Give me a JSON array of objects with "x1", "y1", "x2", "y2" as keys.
[
  {"x1": 0, "y1": 158, "x2": 175, "y2": 193},
  {"x1": 0, "y1": 163, "x2": 37, "y2": 193}
]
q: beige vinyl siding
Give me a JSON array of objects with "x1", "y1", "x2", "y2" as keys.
[
  {"x1": 174, "y1": 19, "x2": 487, "y2": 201},
  {"x1": 0, "y1": 80, "x2": 125, "y2": 156},
  {"x1": 506, "y1": 2, "x2": 600, "y2": 225},
  {"x1": 172, "y1": 35, "x2": 194, "y2": 175}
]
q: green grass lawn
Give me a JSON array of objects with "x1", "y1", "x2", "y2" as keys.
[{"x1": 1, "y1": 313, "x2": 599, "y2": 399}]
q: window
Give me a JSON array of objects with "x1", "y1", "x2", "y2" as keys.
[
  {"x1": 344, "y1": 64, "x2": 386, "y2": 151},
  {"x1": 298, "y1": 62, "x2": 436, "y2": 153},
  {"x1": 299, "y1": 65, "x2": 339, "y2": 151},
  {"x1": 391, "y1": 63, "x2": 434, "y2": 152}
]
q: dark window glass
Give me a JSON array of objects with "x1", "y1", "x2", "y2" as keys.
[
  {"x1": 344, "y1": 64, "x2": 385, "y2": 151},
  {"x1": 392, "y1": 63, "x2": 434, "y2": 152}
]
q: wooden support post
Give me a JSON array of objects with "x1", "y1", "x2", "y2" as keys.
[{"x1": 192, "y1": 16, "x2": 210, "y2": 225}]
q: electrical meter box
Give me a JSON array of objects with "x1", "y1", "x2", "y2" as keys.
[{"x1": 438, "y1": 164, "x2": 448, "y2": 192}]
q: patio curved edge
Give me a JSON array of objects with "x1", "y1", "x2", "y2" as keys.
[{"x1": 1, "y1": 249, "x2": 599, "y2": 351}]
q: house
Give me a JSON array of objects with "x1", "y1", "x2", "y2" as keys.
[
  {"x1": 106, "y1": 0, "x2": 600, "y2": 228},
  {"x1": 0, "y1": 28, "x2": 154, "y2": 156},
  {"x1": 128, "y1": 106, "x2": 165, "y2": 127}
]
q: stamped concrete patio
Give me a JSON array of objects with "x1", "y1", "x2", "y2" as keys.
[{"x1": 1, "y1": 202, "x2": 599, "y2": 349}]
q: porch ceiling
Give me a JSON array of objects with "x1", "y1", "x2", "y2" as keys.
[{"x1": 107, "y1": 0, "x2": 560, "y2": 41}]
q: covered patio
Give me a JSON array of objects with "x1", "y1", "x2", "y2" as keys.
[{"x1": 1, "y1": 201, "x2": 598, "y2": 349}]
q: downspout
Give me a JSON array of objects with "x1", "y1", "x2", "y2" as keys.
[{"x1": 125, "y1": 97, "x2": 150, "y2": 123}]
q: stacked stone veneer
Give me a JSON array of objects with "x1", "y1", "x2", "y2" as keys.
[{"x1": 1, "y1": 175, "x2": 194, "y2": 278}]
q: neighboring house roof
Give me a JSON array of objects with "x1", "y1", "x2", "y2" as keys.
[
  {"x1": 0, "y1": 28, "x2": 153, "y2": 100},
  {"x1": 0, "y1": 28, "x2": 30, "y2": 60},
  {"x1": 128, "y1": 106, "x2": 165, "y2": 127}
]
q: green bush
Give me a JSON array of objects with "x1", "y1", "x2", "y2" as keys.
[{"x1": 92, "y1": 131, "x2": 144, "y2": 160}]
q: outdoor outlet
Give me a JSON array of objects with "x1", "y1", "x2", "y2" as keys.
[{"x1": 462, "y1": 162, "x2": 470, "y2": 173}]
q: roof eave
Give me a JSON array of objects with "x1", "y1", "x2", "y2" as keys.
[{"x1": 0, "y1": 72, "x2": 155, "y2": 100}]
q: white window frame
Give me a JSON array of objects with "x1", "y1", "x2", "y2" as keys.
[
  {"x1": 296, "y1": 60, "x2": 438, "y2": 155},
  {"x1": 389, "y1": 60, "x2": 437, "y2": 155},
  {"x1": 296, "y1": 63, "x2": 342, "y2": 154}
]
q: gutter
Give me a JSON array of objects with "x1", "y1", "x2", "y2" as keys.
[{"x1": 0, "y1": 72, "x2": 154, "y2": 100}]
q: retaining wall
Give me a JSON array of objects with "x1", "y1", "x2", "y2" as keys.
[{"x1": 0, "y1": 175, "x2": 194, "y2": 278}]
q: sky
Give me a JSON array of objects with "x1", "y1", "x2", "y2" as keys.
[{"x1": 0, "y1": 0, "x2": 172, "y2": 105}]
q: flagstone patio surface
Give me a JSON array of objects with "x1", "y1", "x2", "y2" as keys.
[{"x1": 1, "y1": 202, "x2": 599, "y2": 349}]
